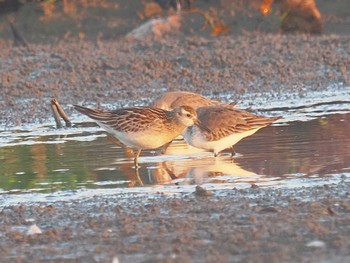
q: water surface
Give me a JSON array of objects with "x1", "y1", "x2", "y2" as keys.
[{"x1": 1, "y1": 86, "x2": 350, "y2": 205}]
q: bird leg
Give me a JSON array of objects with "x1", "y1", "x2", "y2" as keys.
[
  {"x1": 160, "y1": 141, "x2": 173, "y2": 154},
  {"x1": 213, "y1": 147, "x2": 235, "y2": 158},
  {"x1": 134, "y1": 149, "x2": 142, "y2": 168},
  {"x1": 133, "y1": 165, "x2": 144, "y2": 186},
  {"x1": 230, "y1": 146, "x2": 236, "y2": 157}
]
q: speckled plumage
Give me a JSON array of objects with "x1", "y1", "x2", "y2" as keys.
[
  {"x1": 152, "y1": 91, "x2": 235, "y2": 111},
  {"x1": 183, "y1": 106, "x2": 281, "y2": 156},
  {"x1": 74, "y1": 104, "x2": 202, "y2": 165},
  {"x1": 151, "y1": 91, "x2": 236, "y2": 153}
]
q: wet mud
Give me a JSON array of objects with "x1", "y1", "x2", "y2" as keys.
[
  {"x1": 0, "y1": 1, "x2": 349, "y2": 127},
  {"x1": 1, "y1": 182, "x2": 350, "y2": 262}
]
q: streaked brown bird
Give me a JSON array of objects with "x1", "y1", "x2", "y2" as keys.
[
  {"x1": 74, "y1": 104, "x2": 207, "y2": 166},
  {"x1": 151, "y1": 91, "x2": 236, "y2": 111},
  {"x1": 151, "y1": 91, "x2": 236, "y2": 153},
  {"x1": 183, "y1": 106, "x2": 282, "y2": 157}
]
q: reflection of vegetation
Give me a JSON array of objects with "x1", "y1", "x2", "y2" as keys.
[
  {"x1": 0, "y1": 113, "x2": 350, "y2": 193},
  {"x1": 0, "y1": 136, "x2": 125, "y2": 193}
]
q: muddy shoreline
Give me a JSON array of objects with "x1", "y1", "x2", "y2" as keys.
[
  {"x1": 1, "y1": 181, "x2": 350, "y2": 262},
  {"x1": 1, "y1": 33, "x2": 349, "y2": 127},
  {"x1": 0, "y1": 2, "x2": 349, "y2": 127}
]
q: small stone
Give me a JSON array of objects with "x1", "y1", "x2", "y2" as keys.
[
  {"x1": 327, "y1": 207, "x2": 336, "y2": 215},
  {"x1": 259, "y1": 207, "x2": 279, "y2": 213},
  {"x1": 306, "y1": 240, "x2": 326, "y2": 248},
  {"x1": 195, "y1": 185, "x2": 212, "y2": 196},
  {"x1": 27, "y1": 224, "x2": 42, "y2": 235}
]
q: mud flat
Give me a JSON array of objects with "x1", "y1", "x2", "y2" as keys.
[{"x1": 0, "y1": 180, "x2": 349, "y2": 262}]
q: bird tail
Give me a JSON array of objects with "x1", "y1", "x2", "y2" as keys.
[
  {"x1": 73, "y1": 105, "x2": 108, "y2": 121},
  {"x1": 249, "y1": 116, "x2": 282, "y2": 128}
]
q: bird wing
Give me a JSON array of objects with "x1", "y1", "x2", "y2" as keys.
[
  {"x1": 196, "y1": 106, "x2": 281, "y2": 140},
  {"x1": 74, "y1": 105, "x2": 168, "y2": 133}
]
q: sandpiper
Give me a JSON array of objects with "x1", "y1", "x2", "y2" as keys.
[
  {"x1": 182, "y1": 106, "x2": 281, "y2": 157},
  {"x1": 151, "y1": 91, "x2": 236, "y2": 153},
  {"x1": 151, "y1": 91, "x2": 236, "y2": 111},
  {"x1": 74, "y1": 104, "x2": 207, "y2": 166}
]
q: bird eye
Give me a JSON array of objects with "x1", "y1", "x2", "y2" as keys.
[{"x1": 186, "y1": 113, "x2": 191, "y2": 118}]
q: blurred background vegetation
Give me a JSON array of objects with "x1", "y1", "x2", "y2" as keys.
[{"x1": 0, "y1": 0, "x2": 349, "y2": 44}]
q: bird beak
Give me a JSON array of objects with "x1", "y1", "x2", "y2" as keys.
[{"x1": 195, "y1": 119, "x2": 211, "y2": 133}]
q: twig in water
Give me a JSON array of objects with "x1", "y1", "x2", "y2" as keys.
[
  {"x1": 50, "y1": 100, "x2": 63, "y2": 129},
  {"x1": 50, "y1": 98, "x2": 72, "y2": 128}
]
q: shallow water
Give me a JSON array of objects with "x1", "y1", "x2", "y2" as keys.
[{"x1": 1, "y1": 86, "x2": 350, "y2": 206}]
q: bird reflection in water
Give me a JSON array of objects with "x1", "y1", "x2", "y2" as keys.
[{"x1": 115, "y1": 140, "x2": 257, "y2": 187}]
